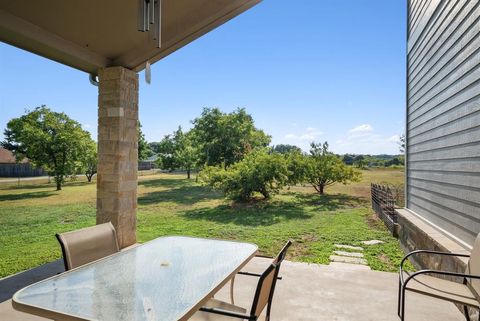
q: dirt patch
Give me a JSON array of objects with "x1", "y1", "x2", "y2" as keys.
[
  {"x1": 288, "y1": 233, "x2": 319, "y2": 259},
  {"x1": 377, "y1": 253, "x2": 394, "y2": 270},
  {"x1": 365, "y1": 212, "x2": 383, "y2": 229}
]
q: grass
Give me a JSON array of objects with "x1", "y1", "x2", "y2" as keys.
[{"x1": 0, "y1": 168, "x2": 407, "y2": 278}]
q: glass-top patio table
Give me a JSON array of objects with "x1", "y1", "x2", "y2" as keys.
[{"x1": 12, "y1": 236, "x2": 258, "y2": 321}]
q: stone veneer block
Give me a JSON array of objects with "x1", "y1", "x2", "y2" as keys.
[{"x1": 97, "y1": 66, "x2": 138, "y2": 248}]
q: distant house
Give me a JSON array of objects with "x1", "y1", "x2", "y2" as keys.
[
  {"x1": 0, "y1": 148, "x2": 46, "y2": 177},
  {"x1": 138, "y1": 154, "x2": 158, "y2": 171}
]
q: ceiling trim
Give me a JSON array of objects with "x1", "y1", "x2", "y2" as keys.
[
  {"x1": 0, "y1": 9, "x2": 110, "y2": 74},
  {"x1": 115, "y1": 0, "x2": 262, "y2": 72}
]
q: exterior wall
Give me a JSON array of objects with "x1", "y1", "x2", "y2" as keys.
[{"x1": 406, "y1": 0, "x2": 480, "y2": 246}]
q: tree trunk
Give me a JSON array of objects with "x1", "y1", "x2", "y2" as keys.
[
  {"x1": 187, "y1": 169, "x2": 191, "y2": 179},
  {"x1": 56, "y1": 181, "x2": 62, "y2": 191},
  {"x1": 319, "y1": 184, "x2": 324, "y2": 195}
]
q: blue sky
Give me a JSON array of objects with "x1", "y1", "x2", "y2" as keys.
[{"x1": 0, "y1": 0, "x2": 406, "y2": 155}]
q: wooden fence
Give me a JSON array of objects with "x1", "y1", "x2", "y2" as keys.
[{"x1": 0, "y1": 163, "x2": 46, "y2": 177}]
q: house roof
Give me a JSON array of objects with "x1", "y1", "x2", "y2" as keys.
[
  {"x1": 0, "y1": 0, "x2": 261, "y2": 75},
  {"x1": 0, "y1": 148, "x2": 28, "y2": 164}
]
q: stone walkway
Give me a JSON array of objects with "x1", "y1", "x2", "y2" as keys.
[{"x1": 329, "y1": 240, "x2": 386, "y2": 269}]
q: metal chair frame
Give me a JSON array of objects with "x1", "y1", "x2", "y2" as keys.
[
  {"x1": 203, "y1": 240, "x2": 292, "y2": 321},
  {"x1": 398, "y1": 250, "x2": 480, "y2": 321}
]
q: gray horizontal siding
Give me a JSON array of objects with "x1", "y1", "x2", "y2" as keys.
[{"x1": 407, "y1": 0, "x2": 480, "y2": 246}]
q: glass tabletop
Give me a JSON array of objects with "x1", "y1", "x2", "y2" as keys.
[{"x1": 13, "y1": 236, "x2": 258, "y2": 321}]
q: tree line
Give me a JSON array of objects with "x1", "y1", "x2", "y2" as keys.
[{"x1": 2, "y1": 106, "x2": 385, "y2": 197}]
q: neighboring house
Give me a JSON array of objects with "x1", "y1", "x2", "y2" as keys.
[
  {"x1": 138, "y1": 154, "x2": 158, "y2": 171},
  {"x1": 397, "y1": 0, "x2": 479, "y2": 272},
  {"x1": 0, "y1": 148, "x2": 46, "y2": 177}
]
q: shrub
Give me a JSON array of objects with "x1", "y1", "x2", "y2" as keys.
[
  {"x1": 304, "y1": 142, "x2": 362, "y2": 194},
  {"x1": 200, "y1": 149, "x2": 289, "y2": 201}
]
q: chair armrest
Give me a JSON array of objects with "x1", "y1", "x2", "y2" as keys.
[
  {"x1": 199, "y1": 307, "x2": 253, "y2": 320},
  {"x1": 399, "y1": 250, "x2": 470, "y2": 278},
  {"x1": 238, "y1": 271, "x2": 282, "y2": 280},
  {"x1": 402, "y1": 269, "x2": 480, "y2": 291}
]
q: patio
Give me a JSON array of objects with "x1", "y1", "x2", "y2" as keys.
[
  {"x1": 0, "y1": 257, "x2": 464, "y2": 320},
  {"x1": 0, "y1": 0, "x2": 477, "y2": 319}
]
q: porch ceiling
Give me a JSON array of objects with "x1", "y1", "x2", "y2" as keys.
[{"x1": 0, "y1": 0, "x2": 260, "y2": 74}]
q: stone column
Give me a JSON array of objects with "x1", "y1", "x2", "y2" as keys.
[{"x1": 97, "y1": 66, "x2": 138, "y2": 248}]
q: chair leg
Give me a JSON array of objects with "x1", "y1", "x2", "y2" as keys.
[
  {"x1": 463, "y1": 305, "x2": 471, "y2": 321},
  {"x1": 400, "y1": 287, "x2": 406, "y2": 321},
  {"x1": 397, "y1": 276, "x2": 402, "y2": 317},
  {"x1": 266, "y1": 302, "x2": 271, "y2": 321},
  {"x1": 230, "y1": 275, "x2": 236, "y2": 305}
]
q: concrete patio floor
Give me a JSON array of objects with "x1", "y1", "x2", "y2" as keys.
[
  {"x1": 214, "y1": 257, "x2": 465, "y2": 321},
  {"x1": 0, "y1": 256, "x2": 465, "y2": 320}
]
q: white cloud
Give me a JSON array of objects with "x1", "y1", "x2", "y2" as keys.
[
  {"x1": 348, "y1": 124, "x2": 373, "y2": 134},
  {"x1": 285, "y1": 127, "x2": 323, "y2": 142},
  {"x1": 333, "y1": 124, "x2": 401, "y2": 154}
]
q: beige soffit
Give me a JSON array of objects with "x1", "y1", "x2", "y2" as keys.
[{"x1": 0, "y1": 0, "x2": 261, "y2": 74}]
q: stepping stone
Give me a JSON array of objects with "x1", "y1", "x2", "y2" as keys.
[
  {"x1": 334, "y1": 244, "x2": 364, "y2": 251},
  {"x1": 362, "y1": 240, "x2": 384, "y2": 245},
  {"x1": 333, "y1": 251, "x2": 364, "y2": 258},
  {"x1": 329, "y1": 255, "x2": 368, "y2": 265}
]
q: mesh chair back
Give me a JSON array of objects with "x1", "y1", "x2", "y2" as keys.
[
  {"x1": 56, "y1": 222, "x2": 119, "y2": 270},
  {"x1": 466, "y1": 233, "x2": 480, "y2": 299},
  {"x1": 251, "y1": 263, "x2": 279, "y2": 317},
  {"x1": 250, "y1": 240, "x2": 292, "y2": 318},
  {"x1": 272, "y1": 240, "x2": 292, "y2": 265}
]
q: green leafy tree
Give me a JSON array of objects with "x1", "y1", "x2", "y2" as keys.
[
  {"x1": 138, "y1": 122, "x2": 154, "y2": 161},
  {"x1": 81, "y1": 141, "x2": 97, "y2": 182},
  {"x1": 154, "y1": 133, "x2": 177, "y2": 171},
  {"x1": 155, "y1": 127, "x2": 200, "y2": 178},
  {"x1": 304, "y1": 142, "x2": 361, "y2": 194},
  {"x1": 285, "y1": 150, "x2": 308, "y2": 185},
  {"x1": 272, "y1": 144, "x2": 302, "y2": 155},
  {"x1": 399, "y1": 134, "x2": 406, "y2": 154},
  {"x1": 191, "y1": 108, "x2": 271, "y2": 167},
  {"x1": 200, "y1": 149, "x2": 289, "y2": 201},
  {"x1": 2, "y1": 106, "x2": 94, "y2": 190},
  {"x1": 174, "y1": 130, "x2": 200, "y2": 179}
]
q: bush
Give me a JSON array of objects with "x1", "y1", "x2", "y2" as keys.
[
  {"x1": 200, "y1": 149, "x2": 289, "y2": 201},
  {"x1": 304, "y1": 142, "x2": 362, "y2": 194}
]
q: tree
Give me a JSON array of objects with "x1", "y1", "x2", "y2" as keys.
[
  {"x1": 272, "y1": 144, "x2": 302, "y2": 155},
  {"x1": 174, "y1": 130, "x2": 200, "y2": 179},
  {"x1": 200, "y1": 149, "x2": 289, "y2": 201},
  {"x1": 304, "y1": 142, "x2": 361, "y2": 194},
  {"x1": 191, "y1": 108, "x2": 271, "y2": 167},
  {"x1": 155, "y1": 127, "x2": 200, "y2": 178},
  {"x1": 2, "y1": 106, "x2": 94, "y2": 190},
  {"x1": 138, "y1": 122, "x2": 154, "y2": 160},
  {"x1": 154, "y1": 133, "x2": 177, "y2": 171},
  {"x1": 81, "y1": 141, "x2": 97, "y2": 182},
  {"x1": 399, "y1": 134, "x2": 406, "y2": 154},
  {"x1": 342, "y1": 154, "x2": 354, "y2": 165}
]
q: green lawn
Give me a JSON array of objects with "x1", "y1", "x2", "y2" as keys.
[{"x1": 0, "y1": 168, "x2": 407, "y2": 278}]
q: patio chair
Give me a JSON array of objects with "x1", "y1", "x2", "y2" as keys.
[
  {"x1": 56, "y1": 222, "x2": 119, "y2": 270},
  {"x1": 192, "y1": 241, "x2": 292, "y2": 321},
  {"x1": 398, "y1": 235, "x2": 480, "y2": 321}
]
